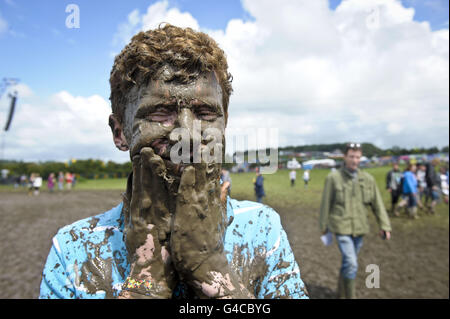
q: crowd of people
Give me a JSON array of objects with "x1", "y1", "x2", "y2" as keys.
[
  {"x1": 289, "y1": 169, "x2": 311, "y2": 189},
  {"x1": 14, "y1": 171, "x2": 76, "y2": 195},
  {"x1": 247, "y1": 157, "x2": 449, "y2": 212},
  {"x1": 386, "y1": 158, "x2": 449, "y2": 219}
]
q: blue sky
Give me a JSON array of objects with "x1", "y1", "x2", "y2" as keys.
[{"x1": 0, "y1": 0, "x2": 448, "y2": 162}]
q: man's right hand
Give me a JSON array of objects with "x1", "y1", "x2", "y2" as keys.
[{"x1": 119, "y1": 147, "x2": 176, "y2": 299}]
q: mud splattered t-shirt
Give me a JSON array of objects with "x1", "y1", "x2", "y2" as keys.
[{"x1": 39, "y1": 198, "x2": 308, "y2": 299}]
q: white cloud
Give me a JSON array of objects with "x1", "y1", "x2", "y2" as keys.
[
  {"x1": 0, "y1": 85, "x2": 129, "y2": 162},
  {"x1": 141, "y1": 0, "x2": 199, "y2": 31},
  {"x1": 214, "y1": 0, "x2": 449, "y2": 149},
  {"x1": 112, "y1": 0, "x2": 199, "y2": 47},
  {"x1": 112, "y1": 9, "x2": 141, "y2": 47}
]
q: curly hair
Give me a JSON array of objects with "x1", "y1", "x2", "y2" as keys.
[{"x1": 109, "y1": 24, "x2": 233, "y2": 124}]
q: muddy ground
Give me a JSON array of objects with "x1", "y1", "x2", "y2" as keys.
[{"x1": 0, "y1": 190, "x2": 448, "y2": 299}]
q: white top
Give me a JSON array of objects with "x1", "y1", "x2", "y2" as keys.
[
  {"x1": 289, "y1": 171, "x2": 296, "y2": 179},
  {"x1": 33, "y1": 177, "x2": 43, "y2": 187},
  {"x1": 303, "y1": 171, "x2": 310, "y2": 180}
]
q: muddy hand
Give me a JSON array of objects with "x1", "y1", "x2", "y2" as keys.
[
  {"x1": 119, "y1": 147, "x2": 175, "y2": 298},
  {"x1": 170, "y1": 163, "x2": 253, "y2": 298}
]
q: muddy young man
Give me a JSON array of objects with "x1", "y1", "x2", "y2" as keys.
[
  {"x1": 319, "y1": 143, "x2": 392, "y2": 299},
  {"x1": 39, "y1": 25, "x2": 308, "y2": 299}
]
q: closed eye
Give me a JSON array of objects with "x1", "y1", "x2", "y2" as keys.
[
  {"x1": 147, "y1": 107, "x2": 177, "y2": 124},
  {"x1": 195, "y1": 106, "x2": 219, "y2": 121}
]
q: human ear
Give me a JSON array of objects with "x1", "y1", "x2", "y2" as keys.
[{"x1": 108, "y1": 113, "x2": 129, "y2": 151}]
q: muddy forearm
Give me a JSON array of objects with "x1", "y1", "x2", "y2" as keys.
[
  {"x1": 189, "y1": 253, "x2": 255, "y2": 299},
  {"x1": 119, "y1": 149, "x2": 176, "y2": 299}
]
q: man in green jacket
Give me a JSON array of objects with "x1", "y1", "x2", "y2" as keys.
[{"x1": 319, "y1": 143, "x2": 392, "y2": 299}]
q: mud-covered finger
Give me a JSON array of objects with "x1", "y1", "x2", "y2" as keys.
[
  {"x1": 139, "y1": 147, "x2": 157, "y2": 192},
  {"x1": 130, "y1": 155, "x2": 143, "y2": 223},
  {"x1": 141, "y1": 146, "x2": 168, "y2": 181},
  {"x1": 179, "y1": 165, "x2": 195, "y2": 194},
  {"x1": 193, "y1": 162, "x2": 207, "y2": 191}
]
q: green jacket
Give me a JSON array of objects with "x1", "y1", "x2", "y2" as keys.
[{"x1": 319, "y1": 167, "x2": 392, "y2": 236}]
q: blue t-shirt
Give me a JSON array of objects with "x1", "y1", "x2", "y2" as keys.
[
  {"x1": 402, "y1": 171, "x2": 418, "y2": 195},
  {"x1": 39, "y1": 197, "x2": 308, "y2": 299}
]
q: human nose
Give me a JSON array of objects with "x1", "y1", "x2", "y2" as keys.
[
  {"x1": 169, "y1": 107, "x2": 196, "y2": 149},
  {"x1": 177, "y1": 108, "x2": 195, "y2": 138}
]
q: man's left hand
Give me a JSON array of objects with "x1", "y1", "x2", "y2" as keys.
[{"x1": 170, "y1": 163, "x2": 253, "y2": 298}]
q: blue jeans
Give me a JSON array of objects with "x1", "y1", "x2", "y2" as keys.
[
  {"x1": 336, "y1": 235, "x2": 364, "y2": 280},
  {"x1": 406, "y1": 193, "x2": 417, "y2": 208}
]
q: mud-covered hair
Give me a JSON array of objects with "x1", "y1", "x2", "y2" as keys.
[{"x1": 109, "y1": 24, "x2": 233, "y2": 123}]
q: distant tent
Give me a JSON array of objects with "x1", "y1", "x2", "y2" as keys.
[
  {"x1": 287, "y1": 158, "x2": 301, "y2": 169},
  {"x1": 360, "y1": 156, "x2": 369, "y2": 163},
  {"x1": 302, "y1": 159, "x2": 336, "y2": 169}
]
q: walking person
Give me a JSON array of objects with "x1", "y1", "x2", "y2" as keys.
[
  {"x1": 319, "y1": 143, "x2": 391, "y2": 299},
  {"x1": 20, "y1": 174, "x2": 27, "y2": 188},
  {"x1": 47, "y1": 173, "x2": 56, "y2": 193},
  {"x1": 416, "y1": 163, "x2": 427, "y2": 208},
  {"x1": 72, "y1": 173, "x2": 77, "y2": 189},
  {"x1": 65, "y1": 172, "x2": 73, "y2": 191},
  {"x1": 58, "y1": 172, "x2": 64, "y2": 191},
  {"x1": 386, "y1": 161, "x2": 403, "y2": 216},
  {"x1": 303, "y1": 170, "x2": 310, "y2": 189},
  {"x1": 401, "y1": 163, "x2": 420, "y2": 219},
  {"x1": 254, "y1": 167, "x2": 265, "y2": 203},
  {"x1": 14, "y1": 176, "x2": 20, "y2": 189},
  {"x1": 290, "y1": 169, "x2": 296, "y2": 187},
  {"x1": 28, "y1": 173, "x2": 36, "y2": 196},
  {"x1": 220, "y1": 168, "x2": 232, "y2": 202},
  {"x1": 425, "y1": 158, "x2": 441, "y2": 214},
  {"x1": 439, "y1": 166, "x2": 449, "y2": 205},
  {"x1": 33, "y1": 173, "x2": 43, "y2": 196}
]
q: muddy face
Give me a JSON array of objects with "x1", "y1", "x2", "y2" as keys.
[{"x1": 121, "y1": 65, "x2": 226, "y2": 177}]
